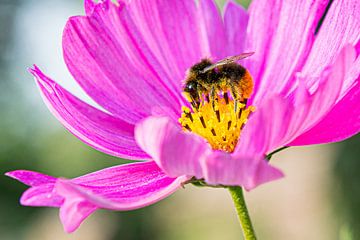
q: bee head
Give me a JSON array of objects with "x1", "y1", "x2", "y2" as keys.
[
  {"x1": 183, "y1": 59, "x2": 215, "y2": 108},
  {"x1": 183, "y1": 80, "x2": 200, "y2": 103}
]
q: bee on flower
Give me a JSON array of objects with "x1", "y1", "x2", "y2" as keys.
[{"x1": 6, "y1": 0, "x2": 360, "y2": 237}]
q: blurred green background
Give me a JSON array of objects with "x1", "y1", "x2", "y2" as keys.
[{"x1": 0, "y1": 0, "x2": 358, "y2": 239}]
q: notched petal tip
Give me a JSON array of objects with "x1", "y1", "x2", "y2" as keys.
[
  {"x1": 244, "y1": 161, "x2": 284, "y2": 191},
  {"x1": 28, "y1": 65, "x2": 57, "y2": 94},
  {"x1": 84, "y1": 0, "x2": 118, "y2": 16},
  {"x1": 28, "y1": 64, "x2": 43, "y2": 77},
  {"x1": 56, "y1": 179, "x2": 97, "y2": 233},
  {"x1": 27, "y1": 64, "x2": 37, "y2": 74},
  {"x1": 224, "y1": 0, "x2": 246, "y2": 12},
  {"x1": 84, "y1": 0, "x2": 96, "y2": 15}
]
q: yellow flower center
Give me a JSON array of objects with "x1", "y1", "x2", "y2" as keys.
[{"x1": 179, "y1": 94, "x2": 255, "y2": 153}]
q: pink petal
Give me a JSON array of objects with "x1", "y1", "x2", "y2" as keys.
[
  {"x1": 237, "y1": 45, "x2": 358, "y2": 152},
  {"x1": 21, "y1": 184, "x2": 64, "y2": 207},
  {"x1": 5, "y1": 170, "x2": 56, "y2": 186},
  {"x1": 56, "y1": 180, "x2": 98, "y2": 232},
  {"x1": 30, "y1": 66, "x2": 149, "y2": 160},
  {"x1": 300, "y1": 0, "x2": 360, "y2": 91},
  {"x1": 241, "y1": 0, "x2": 281, "y2": 83},
  {"x1": 198, "y1": 0, "x2": 227, "y2": 60},
  {"x1": 5, "y1": 171, "x2": 62, "y2": 207},
  {"x1": 246, "y1": 0, "x2": 329, "y2": 104},
  {"x1": 290, "y1": 45, "x2": 358, "y2": 140},
  {"x1": 135, "y1": 116, "x2": 211, "y2": 179},
  {"x1": 202, "y1": 152, "x2": 283, "y2": 191},
  {"x1": 124, "y1": 0, "x2": 202, "y2": 95},
  {"x1": 63, "y1": 3, "x2": 182, "y2": 124},
  {"x1": 223, "y1": 0, "x2": 248, "y2": 56},
  {"x1": 341, "y1": 48, "x2": 360, "y2": 95},
  {"x1": 236, "y1": 96, "x2": 297, "y2": 155},
  {"x1": 126, "y1": 0, "x2": 228, "y2": 75},
  {"x1": 6, "y1": 161, "x2": 185, "y2": 233},
  {"x1": 84, "y1": 0, "x2": 96, "y2": 15},
  {"x1": 289, "y1": 78, "x2": 360, "y2": 146}
]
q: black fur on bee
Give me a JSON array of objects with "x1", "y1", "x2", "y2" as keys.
[{"x1": 218, "y1": 63, "x2": 246, "y2": 84}]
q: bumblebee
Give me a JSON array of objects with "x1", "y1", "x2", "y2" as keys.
[{"x1": 183, "y1": 52, "x2": 254, "y2": 111}]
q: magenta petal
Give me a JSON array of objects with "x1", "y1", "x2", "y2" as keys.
[
  {"x1": 70, "y1": 162, "x2": 185, "y2": 211},
  {"x1": 84, "y1": 0, "x2": 111, "y2": 15},
  {"x1": 223, "y1": 0, "x2": 248, "y2": 56},
  {"x1": 5, "y1": 171, "x2": 61, "y2": 207},
  {"x1": 236, "y1": 96, "x2": 297, "y2": 155},
  {"x1": 238, "y1": 45, "x2": 358, "y2": 151},
  {"x1": 124, "y1": 0, "x2": 203, "y2": 92},
  {"x1": 246, "y1": 0, "x2": 329, "y2": 104},
  {"x1": 56, "y1": 180, "x2": 97, "y2": 233},
  {"x1": 240, "y1": 0, "x2": 278, "y2": 83},
  {"x1": 290, "y1": 80, "x2": 360, "y2": 146},
  {"x1": 198, "y1": 0, "x2": 227, "y2": 60},
  {"x1": 21, "y1": 184, "x2": 63, "y2": 207},
  {"x1": 30, "y1": 66, "x2": 149, "y2": 160},
  {"x1": 63, "y1": 4, "x2": 182, "y2": 123},
  {"x1": 5, "y1": 170, "x2": 56, "y2": 186},
  {"x1": 6, "y1": 161, "x2": 185, "y2": 233},
  {"x1": 84, "y1": 0, "x2": 96, "y2": 15},
  {"x1": 301, "y1": 0, "x2": 360, "y2": 84},
  {"x1": 135, "y1": 116, "x2": 211, "y2": 179},
  {"x1": 290, "y1": 45, "x2": 359, "y2": 140},
  {"x1": 126, "y1": 0, "x2": 228, "y2": 73},
  {"x1": 202, "y1": 152, "x2": 283, "y2": 190}
]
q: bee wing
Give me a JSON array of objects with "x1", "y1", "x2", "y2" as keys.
[
  {"x1": 202, "y1": 52, "x2": 254, "y2": 73},
  {"x1": 225, "y1": 52, "x2": 255, "y2": 62}
]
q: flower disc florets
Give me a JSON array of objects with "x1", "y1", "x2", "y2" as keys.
[{"x1": 179, "y1": 96, "x2": 255, "y2": 152}]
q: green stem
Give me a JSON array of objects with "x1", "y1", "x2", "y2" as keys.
[{"x1": 228, "y1": 186, "x2": 257, "y2": 240}]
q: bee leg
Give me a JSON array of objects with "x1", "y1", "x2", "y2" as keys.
[
  {"x1": 189, "y1": 93, "x2": 200, "y2": 110},
  {"x1": 230, "y1": 85, "x2": 239, "y2": 113},
  {"x1": 210, "y1": 86, "x2": 216, "y2": 110},
  {"x1": 191, "y1": 101, "x2": 199, "y2": 110},
  {"x1": 223, "y1": 92, "x2": 229, "y2": 104},
  {"x1": 190, "y1": 100, "x2": 198, "y2": 109},
  {"x1": 237, "y1": 99, "x2": 248, "y2": 118},
  {"x1": 243, "y1": 98, "x2": 248, "y2": 107},
  {"x1": 205, "y1": 94, "x2": 210, "y2": 103}
]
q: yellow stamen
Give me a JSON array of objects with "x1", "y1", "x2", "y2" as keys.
[{"x1": 179, "y1": 96, "x2": 255, "y2": 153}]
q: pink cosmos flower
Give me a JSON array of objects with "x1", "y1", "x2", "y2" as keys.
[{"x1": 6, "y1": 0, "x2": 360, "y2": 233}]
